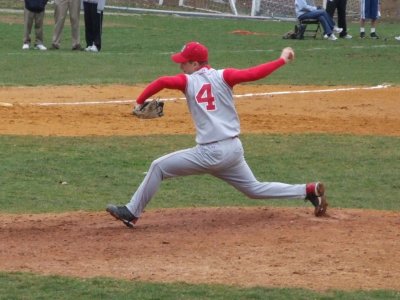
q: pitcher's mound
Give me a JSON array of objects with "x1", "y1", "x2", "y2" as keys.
[{"x1": 1, "y1": 206, "x2": 399, "y2": 291}]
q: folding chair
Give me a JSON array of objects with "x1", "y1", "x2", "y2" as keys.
[{"x1": 298, "y1": 19, "x2": 321, "y2": 39}]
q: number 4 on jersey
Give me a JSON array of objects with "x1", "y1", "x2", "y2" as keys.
[{"x1": 196, "y1": 83, "x2": 216, "y2": 111}]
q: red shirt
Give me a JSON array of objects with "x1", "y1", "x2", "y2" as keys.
[{"x1": 136, "y1": 58, "x2": 285, "y2": 104}]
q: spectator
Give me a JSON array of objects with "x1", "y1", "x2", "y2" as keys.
[
  {"x1": 23, "y1": 0, "x2": 48, "y2": 50},
  {"x1": 83, "y1": 0, "x2": 106, "y2": 52},
  {"x1": 360, "y1": 0, "x2": 380, "y2": 39},
  {"x1": 326, "y1": 0, "x2": 352, "y2": 39},
  {"x1": 295, "y1": 0, "x2": 342, "y2": 40},
  {"x1": 51, "y1": 0, "x2": 82, "y2": 50}
]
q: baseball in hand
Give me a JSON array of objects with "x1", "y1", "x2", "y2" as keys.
[{"x1": 281, "y1": 47, "x2": 295, "y2": 63}]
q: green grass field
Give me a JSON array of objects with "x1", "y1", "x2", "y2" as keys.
[
  {"x1": 1, "y1": 272, "x2": 400, "y2": 300},
  {"x1": 1, "y1": 134, "x2": 399, "y2": 213},
  {"x1": 1, "y1": 11, "x2": 400, "y2": 86},
  {"x1": 1, "y1": 10, "x2": 400, "y2": 299}
]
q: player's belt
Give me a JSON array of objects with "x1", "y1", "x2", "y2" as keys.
[{"x1": 200, "y1": 135, "x2": 239, "y2": 145}]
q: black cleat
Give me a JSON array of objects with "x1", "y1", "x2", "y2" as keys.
[
  {"x1": 106, "y1": 204, "x2": 138, "y2": 228},
  {"x1": 370, "y1": 32, "x2": 379, "y2": 39}
]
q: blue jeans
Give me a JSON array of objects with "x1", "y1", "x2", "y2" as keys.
[{"x1": 298, "y1": 9, "x2": 336, "y2": 35}]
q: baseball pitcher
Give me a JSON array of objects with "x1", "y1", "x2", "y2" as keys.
[{"x1": 107, "y1": 42, "x2": 328, "y2": 227}]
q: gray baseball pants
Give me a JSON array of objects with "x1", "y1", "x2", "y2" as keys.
[{"x1": 126, "y1": 137, "x2": 306, "y2": 218}]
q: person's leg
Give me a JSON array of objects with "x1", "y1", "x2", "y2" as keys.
[
  {"x1": 325, "y1": 0, "x2": 337, "y2": 18},
  {"x1": 93, "y1": 9, "x2": 103, "y2": 50},
  {"x1": 360, "y1": 0, "x2": 366, "y2": 37},
  {"x1": 299, "y1": 10, "x2": 333, "y2": 36},
  {"x1": 212, "y1": 138, "x2": 327, "y2": 216},
  {"x1": 360, "y1": 0, "x2": 366, "y2": 19},
  {"x1": 126, "y1": 146, "x2": 213, "y2": 218},
  {"x1": 212, "y1": 139, "x2": 306, "y2": 200},
  {"x1": 217, "y1": 162, "x2": 306, "y2": 199},
  {"x1": 337, "y1": 0, "x2": 348, "y2": 36},
  {"x1": 369, "y1": 0, "x2": 379, "y2": 37},
  {"x1": 23, "y1": 8, "x2": 34, "y2": 45},
  {"x1": 321, "y1": 10, "x2": 336, "y2": 30},
  {"x1": 370, "y1": 18, "x2": 379, "y2": 38},
  {"x1": 69, "y1": 0, "x2": 81, "y2": 48},
  {"x1": 34, "y1": 11, "x2": 45, "y2": 46},
  {"x1": 52, "y1": 0, "x2": 68, "y2": 47},
  {"x1": 83, "y1": 2, "x2": 93, "y2": 48},
  {"x1": 85, "y1": 2, "x2": 100, "y2": 51}
]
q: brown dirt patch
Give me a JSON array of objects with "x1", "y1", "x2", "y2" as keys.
[
  {"x1": 1, "y1": 84, "x2": 399, "y2": 136},
  {"x1": 1, "y1": 208, "x2": 400, "y2": 291},
  {"x1": 1, "y1": 84, "x2": 400, "y2": 291}
]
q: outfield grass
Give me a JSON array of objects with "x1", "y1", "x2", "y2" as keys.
[
  {"x1": 1, "y1": 134, "x2": 399, "y2": 213},
  {"x1": 1, "y1": 11, "x2": 400, "y2": 300},
  {"x1": 1, "y1": 272, "x2": 400, "y2": 300},
  {"x1": 0, "y1": 12, "x2": 399, "y2": 86}
]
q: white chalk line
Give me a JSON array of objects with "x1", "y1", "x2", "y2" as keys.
[
  {"x1": 7, "y1": 43, "x2": 398, "y2": 57},
  {"x1": 5, "y1": 84, "x2": 389, "y2": 107},
  {"x1": 234, "y1": 84, "x2": 390, "y2": 98}
]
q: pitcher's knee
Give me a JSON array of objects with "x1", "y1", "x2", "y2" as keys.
[{"x1": 147, "y1": 160, "x2": 164, "y2": 179}]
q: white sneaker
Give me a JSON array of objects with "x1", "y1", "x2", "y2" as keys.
[
  {"x1": 34, "y1": 44, "x2": 47, "y2": 51},
  {"x1": 85, "y1": 44, "x2": 99, "y2": 52},
  {"x1": 333, "y1": 26, "x2": 343, "y2": 34},
  {"x1": 324, "y1": 33, "x2": 337, "y2": 41},
  {"x1": 341, "y1": 34, "x2": 352, "y2": 39},
  {"x1": 395, "y1": 36, "x2": 400, "y2": 41},
  {"x1": 22, "y1": 43, "x2": 29, "y2": 50},
  {"x1": 90, "y1": 44, "x2": 98, "y2": 52}
]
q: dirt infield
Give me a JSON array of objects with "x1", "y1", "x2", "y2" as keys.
[
  {"x1": 1, "y1": 84, "x2": 400, "y2": 291},
  {"x1": 1, "y1": 84, "x2": 399, "y2": 136}
]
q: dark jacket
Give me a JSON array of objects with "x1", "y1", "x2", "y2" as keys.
[{"x1": 25, "y1": 0, "x2": 48, "y2": 13}]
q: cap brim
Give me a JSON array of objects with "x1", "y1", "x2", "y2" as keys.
[{"x1": 171, "y1": 53, "x2": 188, "y2": 63}]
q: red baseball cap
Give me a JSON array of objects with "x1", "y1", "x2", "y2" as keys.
[{"x1": 171, "y1": 42, "x2": 208, "y2": 63}]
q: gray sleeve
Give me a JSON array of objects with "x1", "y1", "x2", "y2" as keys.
[
  {"x1": 295, "y1": 0, "x2": 317, "y2": 17},
  {"x1": 97, "y1": 0, "x2": 105, "y2": 11}
]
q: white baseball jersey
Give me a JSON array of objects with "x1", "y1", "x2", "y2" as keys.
[{"x1": 185, "y1": 67, "x2": 240, "y2": 144}]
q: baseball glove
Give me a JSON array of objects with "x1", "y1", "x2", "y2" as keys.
[{"x1": 132, "y1": 99, "x2": 164, "y2": 119}]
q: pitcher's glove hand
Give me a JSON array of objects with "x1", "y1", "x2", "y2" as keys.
[{"x1": 132, "y1": 99, "x2": 164, "y2": 119}]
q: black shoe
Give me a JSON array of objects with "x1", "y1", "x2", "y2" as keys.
[
  {"x1": 360, "y1": 32, "x2": 366, "y2": 39},
  {"x1": 72, "y1": 44, "x2": 83, "y2": 51},
  {"x1": 370, "y1": 32, "x2": 379, "y2": 39},
  {"x1": 50, "y1": 44, "x2": 59, "y2": 50},
  {"x1": 106, "y1": 204, "x2": 138, "y2": 227},
  {"x1": 305, "y1": 182, "x2": 328, "y2": 217}
]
